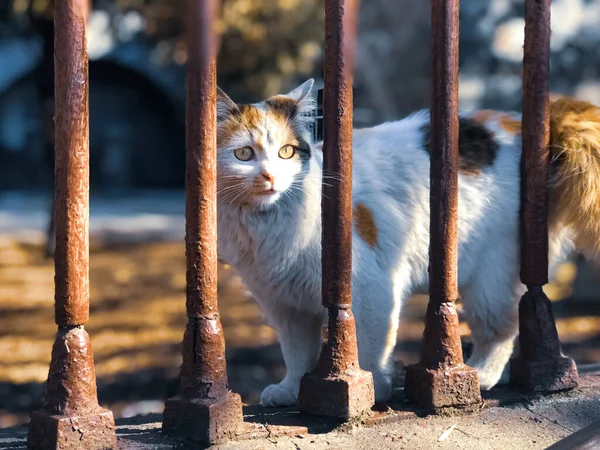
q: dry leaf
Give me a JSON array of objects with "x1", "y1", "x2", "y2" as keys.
[{"x1": 438, "y1": 424, "x2": 457, "y2": 442}]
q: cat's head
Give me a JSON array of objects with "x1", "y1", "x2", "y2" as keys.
[{"x1": 216, "y1": 79, "x2": 318, "y2": 211}]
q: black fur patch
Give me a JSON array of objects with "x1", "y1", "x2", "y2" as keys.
[
  {"x1": 264, "y1": 96, "x2": 313, "y2": 158},
  {"x1": 421, "y1": 118, "x2": 498, "y2": 174},
  {"x1": 265, "y1": 96, "x2": 299, "y2": 120},
  {"x1": 295, "y1": 138, "x2": 312, "y2": 158}
]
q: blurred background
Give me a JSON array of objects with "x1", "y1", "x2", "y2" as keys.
[{"x1": 1, "y1": 0, "x2": 600, "y2": 428}]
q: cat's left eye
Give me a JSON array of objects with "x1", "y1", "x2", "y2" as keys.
[
  {"x1": 278, "y1": 145, "x2": 295, "y2": 160},
  {"x1": 234, "y1": 146, "x2": 254, "y2": 161}
]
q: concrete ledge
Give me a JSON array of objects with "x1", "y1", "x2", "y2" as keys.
[{"x1": 3, "y1": 374, "x2": 600, "y2": 449}]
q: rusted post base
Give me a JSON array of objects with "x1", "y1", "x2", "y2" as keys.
[
  {"x1": 510, "y1": 287, "x2": 579, "y2": 393},
  {"x1": 404, "y1": 302, "x2": 481, "y2": 411},
  {"x1": 510, "y1": 357, "x2": 578, "y2": 393},
  {"x1": 28, "y1": 410, "x2": 116, "y2": 450},
  {"x1": 404, "y1": 364, "x2": 481, "y2": 411},
  {"x1": 162, "y1": 392, "x2": 243, "y2": 444},
  {"x1": 27, "y1": 327, "x2": 116, "y2": 449},
  {"x1": 298, "y1": 369, "x2": 374, "y2": 420},
  {"x1": 297, "y1": 308, "x2": 375, "y2": 420},
  {"x1": 162, "y1": 316, "x2": 244, "y2": 444}
]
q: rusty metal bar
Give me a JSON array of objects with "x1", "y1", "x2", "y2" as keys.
[
  {"x1": 403, "y1": 0, "x2": 481, "y2": 411},
  {"x1": 27, "y1": 1, "x2": 117, "y2": 448},
  {"x1": 297, "y1": 0, "x2": 375, "y2": 420},
  {"x1": 509, "y1": 0, "x2": 579, "y2": 393},
  {"x1": 161, "y1": 0, "x2": 243, "y2": 443}
]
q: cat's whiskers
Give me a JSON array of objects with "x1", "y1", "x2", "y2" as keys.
[
  {"x1": 218, "y1": 183, "x2": 243, "y2": 192},
  {"x1": 218, "y1": 185, "x2": 248, "y2": 213},
  {"x1": 217, "y1": 184, "x2": 248, "y2": 201},
  {"x1": 228, "y1": 189, "x2": 251, "y2": 214}
]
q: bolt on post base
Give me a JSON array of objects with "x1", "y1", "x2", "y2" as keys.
[
  {"x1": 297, "y1": 369, "x2": 374, "y2": 420},
  {"x1": 27, "y1": 409, "x2": 115, "y2": 450},
  {"x1": 404, "y1": 364, "x2": 482, "y2": 412},
  {"x1": 162, "y1": 391, "x2": 243, "y2": 444}
]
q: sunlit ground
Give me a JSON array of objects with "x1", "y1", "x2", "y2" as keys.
[{"x1": 1, "y1": 236, "x2": 599, "y2": 427}]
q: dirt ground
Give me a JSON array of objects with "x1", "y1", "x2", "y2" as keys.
[{"x1": 1, "y1": 235, "x2": 600, "y2": 429}]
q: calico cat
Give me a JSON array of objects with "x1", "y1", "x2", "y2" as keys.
[{"x1": 215, "y1": 79, "x2": 600, "y2": 407}]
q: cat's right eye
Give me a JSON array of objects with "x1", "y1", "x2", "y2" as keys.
[{"x1": 234, "y1": 146, "x2": 254, "y2": 161}]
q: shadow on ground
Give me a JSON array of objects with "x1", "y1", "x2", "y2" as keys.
[{"x1": 1, "y1": 238, "x2": 600, "y2": 431}]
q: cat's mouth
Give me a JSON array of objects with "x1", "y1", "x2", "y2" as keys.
[{"x1": 255, "y1": 189, "x2": 277, "y2": 196}]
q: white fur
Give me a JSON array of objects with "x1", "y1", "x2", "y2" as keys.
[{"x1": 216, "y1": 81, "x2": 574, "y2": 407}]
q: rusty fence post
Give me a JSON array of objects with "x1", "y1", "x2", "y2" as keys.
[
  {"x1": 27, "y1": 0, "x2": 117, "y2": 448},
  {"x1": 509, "y1": 0, "x2": 579, "y2": 393},
  {"x1": 403, "y1": 0, "x2": 481, "y2": 411},
  {"x1": 297, "y1": 0, "x2": 375, "y2": 420},
  {"x1": 161, "y1": 0, "x2": 244, "y2": 444}
]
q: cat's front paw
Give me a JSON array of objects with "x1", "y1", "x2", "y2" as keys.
[
  {"x1": 260, "y1": 383, "x2": 298, "y2": 407},
  {"x1": 373, "y1": 372, "x2": 392, "y2": 403},
  {"x1": 476, "y1": 364, "x2": 510, "y2": 390},
  {"x1": 468, "y1": 359, "x2": 506, "y2": 391}
]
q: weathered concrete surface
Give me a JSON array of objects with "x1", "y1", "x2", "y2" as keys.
[
  {"x1": 1, "y1": 206, "x2": 599, "y2": 443},
  {"x1": 3, "y1": 375, "x2": 600, "y2": 450}
]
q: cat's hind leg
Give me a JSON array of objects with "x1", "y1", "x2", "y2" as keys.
[
  {"x1": 353, "y1": 269, "x2": 406, "y2": 403},
  {"x1": 460, "y1": 241, "x2": 523, "y2": 390}
]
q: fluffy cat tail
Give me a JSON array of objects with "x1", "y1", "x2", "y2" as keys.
[{"x1": 550, "y1": 98, "x2": 600, "y2": 254}]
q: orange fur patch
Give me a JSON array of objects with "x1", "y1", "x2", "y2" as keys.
[
  {"x1": 498, "y1": 114, "x2": 522, "y2": 135},
  {"x1": 218, "y1": 118, "x2": 242, "y2": 145},
  {"x1": 217, "y1": 101, "x2": 305, "y2": 157},
  {"x1": 472, "y1": 110, "x2": 497, "y2": 125},
  {"x1": 354, "y1": 203, "x2": 378, "y2": 248},
  {"x1": 238, "y1": 105, "x2": 262, "y2": 126},
  {"x1": 549, "y1": 97, "x2": 600, "y2": 252},
  {"x1": 217, "y1": 105, "x2": 263, "y2": 145},
  {"x1": 218, "y1": 104, "x2": 280, "y2": 149}
]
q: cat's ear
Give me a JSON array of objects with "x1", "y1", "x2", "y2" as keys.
[
  {"x1": 284, "y1": 78, "x2": 314, "y2": 103},
  {"x1": 216, "y1": 86, "x2": 238, "y2": 120},
  {"x1": 284, "y1": 78, "x2": 315, "y2": 117}
]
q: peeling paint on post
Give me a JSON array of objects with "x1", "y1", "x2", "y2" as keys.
[
  {"x1": 509, "y1": 0, "x2": 579, "y2": 393},
  {"x1": 403, "y1": 0, "x2": 482, "y2": 412},
  {"x1": 297, "y1": 0, "x2": 375, "y2": 420},
  {"x1": 27, "y1": 1, "x2": 117, "y2": 448},
  {"x1": 161, "y1": 0, "x2": 244, "y2": 444}
]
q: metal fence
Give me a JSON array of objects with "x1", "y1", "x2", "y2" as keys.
[
  {"x1": 309, "y1": 88, "x2": 324, "y2": 144},
  {"x1": 26, "y1": 0, "x2": 581, "y2": 448}
]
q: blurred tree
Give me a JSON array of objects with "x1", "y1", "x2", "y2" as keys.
[
  {"x1": 13, "y1": 0, "x2": 325, "y2": 255},
  {"x1": 14, "y1": 0, "x2": 324, "y2": 102}
]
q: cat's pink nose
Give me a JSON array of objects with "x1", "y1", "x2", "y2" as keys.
[{"x1": 260, "y1": 172, "x2": 275, "y2": 184}]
